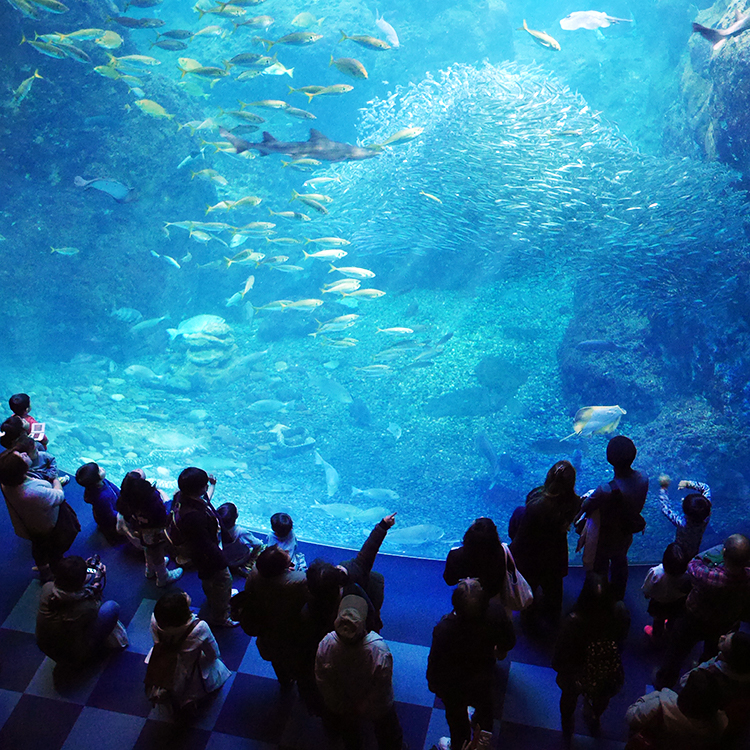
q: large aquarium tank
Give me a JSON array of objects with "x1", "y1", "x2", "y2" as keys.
[{"x1": 2, "y1": 0, "x2": 749, "y2": 560}]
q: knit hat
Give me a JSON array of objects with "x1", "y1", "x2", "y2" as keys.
[{"x1": 334, "y1": 594, "x2": 368, "y2": 643}]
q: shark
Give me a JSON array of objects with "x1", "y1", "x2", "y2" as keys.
[
  {"x1": 219, "y1": 126, "x2": 379, "y2": 162},
  {"x1": 692, "y1": 8, "x2": 750, "y2": 50}
]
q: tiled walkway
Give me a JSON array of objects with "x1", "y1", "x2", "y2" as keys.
[{"x1": 0, "y1": 479, "x2": 674, "y2": 749}]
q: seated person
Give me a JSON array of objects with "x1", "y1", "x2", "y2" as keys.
[
  {"x1": 15, "y1": 436, "x2": 61, "y2": 484},
  {"x1": 267, "y1": 512, "x2": 307, "y2": 571},
  {"x1": 626, "y1": 669, "x2": 728, "y2": 750},
  {"x1": 8, "y1": 392, "x2": 48, "y2": 448},
  {"x1": 36, "y1": 554, "x2": 127, "y2": 664},
  {"x1": 679, "y1": 626, "x2": 750, "y2": 741},
  {"x1": 146, "y1": 590, "x2": 231, "y2": 711},
  {"x1": 216, "y1": 502, "x2": 263, "y2": 575},
  {"x1": 75, "y1": 462, "x2": 123, "y2": 545}
]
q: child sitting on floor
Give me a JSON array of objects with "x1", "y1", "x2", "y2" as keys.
[
  {"x1": 75, "y1": 462, "x2": 123, "y2": 545},
  {"x1": 267, "y1": 512, "x2": 307, "y2": 571},
  {"x1": 216, "y1": 502, "x2": 263, "y2": 576},
  {"x1": 659, "y1": 474, "x2": 712, "y2": 560},
  {"x1": 642, "y1": 542, "x2": 691, "y2": 643}
]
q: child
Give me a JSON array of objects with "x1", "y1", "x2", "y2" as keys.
[
  {"x1": 267, "y1": 512, "x2": 307, "y2": 571},
  {"x1": 9, "y1": 392, "x2": 48, "y2": 448},
  {"x1": 146, "y1": 590, "x2": 231, "y2": 711},
  {"x1": 15, "y1": 436, "x2": 59, "y2": 484},
  {"x1": 216, "y1": 502, "x2": 263, "y2": 576},
  {"x1": 75, "y1": 462, "x2": 123, "y2": 545},
  {"x1": 659, "y1": 475, "x2": 712, "y2": 560},
  {"x1": 642, "y1": 542, "x2": 691, "y2": 642}
]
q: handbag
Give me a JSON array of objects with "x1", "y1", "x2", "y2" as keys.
[
  {"x1": 501, "y1": 543, "x2": 533, "y2": 611},
  {"x1": 49, "y1": 500, "x2": 81, "y2": 552}
]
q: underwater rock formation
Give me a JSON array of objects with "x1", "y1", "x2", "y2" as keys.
[{"x1": 666, "y1": 0, "x2": 750, "y2": 183}]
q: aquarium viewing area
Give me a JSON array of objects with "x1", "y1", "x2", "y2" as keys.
[
  {"x1": 3, "y1": 0, "x2": 750, "y2": 562},
  {"x1": 2, "y1": 0, "x2": 750, "y2": 747}
]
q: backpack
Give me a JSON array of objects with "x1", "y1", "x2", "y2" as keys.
[
  {"x1": 144, "y1": 620, "x2": 199, "y2": 705},
  {"x1": 577, "y1": 638, "x2": 624, "y2": 700}
]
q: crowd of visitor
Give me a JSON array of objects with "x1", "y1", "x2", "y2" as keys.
[{"x1": 1, "y1": 391, "x2": 750, "y2": 750}]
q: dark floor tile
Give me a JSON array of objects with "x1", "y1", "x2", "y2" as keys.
[
  {"x1": 132, "y1": 719, "x2": 211, "y2": 750},
  {"x1": 0, "y1": 629, "x2": 45, "y2": 692},
  {"x1": 395, "y1": 701, "x2": 432, "y2": 750},
  {"x1": 213, "y1": 673, "x2": 294, "y2": 742},
  {"x1": 86, "y1": 650, "x2": 151, "y2": 718},
  {"x1": 0, "y1": 694, "x2": 82, "y2": 750}
]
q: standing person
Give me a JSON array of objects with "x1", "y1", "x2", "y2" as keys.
[
  {"x1": 117, "y1": 470, "x2": 182, "y2": 588},
  {"x1": 578, "y1": 436, "x2": 648, "y2": 600},
  {"x1": 316, "y1": 594, "x2": 404, "y2": 750},
  {"x1": 36, "y1": 554, "x2": 126, "y2": 664},
  {"x1": 171, "y1": 467, "x2": 238, "y2": 628},
  {"x1": 427, "y1": 578, "x2": 516, "y2": 750},
  {"x1": 216, "y1": 502, "x2": 263, "y2": 576},
  {"x1": 552, "y1": 573, "x2": 630, "y2": 744},
  {"x1": 655, "y1": 534, "x2": 750, "y2": 689},
  {"x1": 659, "y1": 475, "x2": 713, "y2": 560},
  {"x1": 145, "y1": 590, "x2": 231, "y2": 712},
  {"x1": 508, "y1": 460, "x2": 581, "y2": 622},
  {"x1": 444, "y1": 517, "x2": 506, "y2": 599},
  {"x1": 241, "y1": 545, "x2": 309, "y2": 684},
  {"x1": 0, "y1": 448, "x2": 79, "y2": 582},
  {"x1": 641, "y1": 542, "x2": 691, "y2": 643}
]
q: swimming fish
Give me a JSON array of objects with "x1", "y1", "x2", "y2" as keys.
[
  {"x1": 385, "y1": 524, "x2": 444, "y2": 546},
  {"x1": 223, "y1": 127, "x2": 378, "y2": 161},
  {"x1": 50, "y1": 246, "x2": 79, "y2": 256},
  {"x1": 351, "y1": 487, "x2": 399, "y2": 501},
  {"x1": 315, "y1": 451, "x2": 340, "y2": 497},
  {"x1": 74, "y1": 176, "x2": 136, "y2": 203},
  {"x1": 312, "y1": 500, "x2": 361, "y2": 520},
  {"x1": 518, "y1": 19, "x2": 561, "y2": 51},
  {"x1": 329, "y1": 55, "x2": 368, "y2": 79},
  {"x1": 559, "y1": 11, "x2": 633, "y2": 31},
  {"x1": 692, "y1": 9, "x2": 750, "y2": 50},
  {"x1": 375, "y1": 11, "x2": 399, "y2": 48},
  {"x1": 562, "y1": 405, "x2": 627, "y2": 440},
  {"x1": 339, "y1": 31, "x2": 391, "y2": 50}
]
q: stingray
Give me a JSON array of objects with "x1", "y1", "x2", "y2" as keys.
[
  {"x1": 562, "y1": 405, "x2": 626, "y2": 440},
  {"x1": 559, "y1": 11, "x2": 633, "y2": 30}
]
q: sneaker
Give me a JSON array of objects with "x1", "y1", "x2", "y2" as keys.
[
  {"x1": 643, "y1": 625, "x2": 654, "y2": 639},
  {"x1": 59, "y1": 475, "x2": 71, "y2": 486},
  {"x1": 437, "y1": 738, "x2": 451, "y2": 750},
  {"x1": 156, "y1": 568, "x2": 183, "y2": 587}
]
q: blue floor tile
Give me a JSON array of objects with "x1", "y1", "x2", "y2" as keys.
[
  {"x1": 1, "y1": 581, "x2": 42, "y2": 634},
  {"x1": 0, "y1": 689, "x2": 22, "y2": 730},
  {"x1": 502, "y1": 661, "x2": 561, "y2": 731},
  {"x1": 0, "y1": 694, "x2": 82, "y2": 750},
  {"x1": 25, "y1": 655, "x2": 109, "y2": 705},
  {"x1": 132, "y1": 719, "x2": 211, "y2": 750},
  {"x1": 61, "y1": 706, "x2": 147, "y2": 750},
  {"x1": 86, "y1": 651, "x2": 152, "y2": 718},
  {"x1": 213, "y1": 673, "x2": 294, "y2": 742},
  {"x1": 125, "y1": 599, "x2": 157, "y2": 656},
  {"x1": 389, "y1": 640, "x2": 434, "y2": 707},
  {"x1": 0, "y1": 629, "x2": 46, "y2": 692},
  {"x1": 395, "y1": 700, "x2": 433, "y2": 750}
]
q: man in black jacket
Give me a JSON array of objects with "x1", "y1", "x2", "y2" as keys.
[{"x1": 173, "y1": 467, "x2": 239, "y2": 628}]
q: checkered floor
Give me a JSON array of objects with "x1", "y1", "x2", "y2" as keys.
[{"x1": 0, "y1": 480, "x2": 669, "y2": 749}]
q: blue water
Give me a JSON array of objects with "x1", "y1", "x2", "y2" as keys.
[{"x1": 1, "y1": 0, "x2": 747, "y2": 560}]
